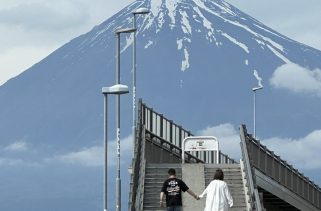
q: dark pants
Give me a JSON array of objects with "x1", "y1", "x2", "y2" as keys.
[{"x1": 167, "y1": 206, "x2": 182, "y2": 211}]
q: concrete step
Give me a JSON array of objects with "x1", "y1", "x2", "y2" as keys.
[
  {"x1": 201, "y1": 165, "x2": 248, "y2": 210},
  {"x1": 143, "y1": 163, "x2": 249, "y2": 211},
  {"x1": 143, "y1": 164, "x2": 184, "y2": 210}
]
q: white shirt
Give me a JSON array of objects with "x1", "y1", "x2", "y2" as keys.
[{"x1": 199, "y1": 180, "x2": 233, "y2": 211}]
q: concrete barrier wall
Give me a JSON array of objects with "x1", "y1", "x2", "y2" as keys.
[{"x1": 182, "y1": 164, "x2": 206, "y2": 211}]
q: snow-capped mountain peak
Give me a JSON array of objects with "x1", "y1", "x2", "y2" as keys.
[{"x1": 1, "y1": 1, "x2": 321, "y2": 210}]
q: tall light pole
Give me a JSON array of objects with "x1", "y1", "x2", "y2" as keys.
[
  {"x1": 115, "y1": 28, "x2": 136, "y2": 211},
  {"x1": 132, "y1": 8, "x2": 150, "y2": 148},
  {"x1": 252, "y1": 86, "x2": 263, "y2": 139},
  {"x1": 102, "y1": 84, "x2": 129, "y2": 211}
]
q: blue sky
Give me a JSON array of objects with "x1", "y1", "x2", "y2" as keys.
[{"x1": 0, "y1": 0, "x2": 321, "y2": 86}]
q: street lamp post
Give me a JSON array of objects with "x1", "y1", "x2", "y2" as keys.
[
  {"x1": 102, "y1": 84, "x2": 129, "y2": 211},
  {"x1": 252, "y1": 86, "x2": 263, "y2": 139},
  {"x1": 132, "y1": 8, "x2": 150, "y2": 148},
  {"x1": 115, "y1": 28, "x2": 136, "y2": 211}
]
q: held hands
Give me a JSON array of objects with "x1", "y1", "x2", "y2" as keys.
[{"x1": 160, "y1": 194, "x2": 199, "y2": 207}]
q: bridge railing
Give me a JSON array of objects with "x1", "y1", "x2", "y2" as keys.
[
  {"x1": 134, "y1": 125, "x2": 146, "y2": 211},
  {"x1": 145, "y1": 129, "x2": 204, "y2": 163},
  {"x1": 129, "y1": 100, "x2": 238, "y2": 210},
  {"x1": 140, "y1": 100, "x2": 236, "y2": 164},
  {"x1": 128, "y1": 108, "x2": 146, "y2": 211},
  {"x1": 240, "y1": 125, "x2": 263, "y2": 211},
  {"x1": 241, "y1": 125, "x2": 321, "y2": 209}
]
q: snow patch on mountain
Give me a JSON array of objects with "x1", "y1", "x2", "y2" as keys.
[
  {"x1": 253, "y1": 69, "x2": 264, "y2": 87},
  {"x1": 177, "y1": 38, "x2": 191, "y2": 49},
  {"x1": 150, "y1": 0, "x2": 162, "y2": 16},
  {"x1": 213, "y1": 1, "x2": 235, "y2": 16},
  {"x1": 193, "y1": 0, "x2": 242, "y2": 31},
  {"x1": 193, "y1": 7, "x2": 215, "y2": 41},
  {"x1": 181, "y1": 48, "x2": 190, "y2": 71},
  {"x1": 262, "y1": 36, "x2": 285, "y2": 52},
  {"x1": 120, "y1": 34, "x2": 134, "y2": 53},
  {"x1": 150, "y1": 0, "x2": 181, "y2": 30},
  {"x1": 145, "y1": 40, "x2": 153, "y2": 48},
  {"x1": 156, "y1": 11, "x2": 165, "y2": 33},
  {"x1": 180, "y1": 10, "x2": 192, "y2": 34},
  {"x1": 267, "y1": 45, "x2": 290, "y2": 63},
  {"x1": 165, "y1": 0, "x2": 181, "y2": 28},
  {"x1": 221, "y1": 32, "x2": 249, "y2": 53},
  {"x1": 253, "y1": 23, "x2": 291, "y2": 42},
  {"x1": 177, "y1": 39, "x2": 183, "y2": 50},
  {"x1": 228, "y1": 21, "x2": 259, "y2": 37}
]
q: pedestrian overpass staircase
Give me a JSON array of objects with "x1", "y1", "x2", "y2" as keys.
[
  {"x1": 128, "y1": 100, "x2": 321, "y2": 211},
  {"x1": 142, "y1": 163, "x2": 248, "y2": 211}
]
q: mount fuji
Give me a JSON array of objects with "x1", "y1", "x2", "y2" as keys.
[{"x1": 1, "y1": 0, "x2": 321, "y2": 210}]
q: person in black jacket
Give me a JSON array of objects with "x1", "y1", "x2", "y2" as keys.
[{"x1": 160, "y1": 168, "x2": 199, "y2": 211}]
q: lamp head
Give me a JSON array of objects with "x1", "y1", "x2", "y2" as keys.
[
  {"x1": 115, "y1": 28, "x2": 136, "y2": 34},
  {"x1": 133, "y1": 8, "x2": 150, "y2": 15},
  {"x1": 252, "y1": 86, "x2": 263, "y2": 91},
  {"x1": 102, "y1": 84, "x2": 129, "y2": 95}
]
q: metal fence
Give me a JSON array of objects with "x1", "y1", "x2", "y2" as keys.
[
  {"x1": 129, "y1": 110, "x2": 147, "y2": 211},
  {"x1": 128, "y1": 123, "x2": 141, "y2": 211},
  {"x1": 140, "y1": 100, "x2": 236, "y2": 164},
  {"x1": 145, "y1": 129, "x2": 204, "y2": 163},
  {"x1": 241, "y1": 125, "x2": 321, "y2": 209},
  {"x1": 240, "y1": 125, "x2": 263, "y2": 211},
  {"x1": 129, "y1": 100, "x2": 237, "y2": 210}
]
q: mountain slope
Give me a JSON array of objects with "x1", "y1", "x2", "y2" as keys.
[
  {"x1": 1, "y1": 0, "x2": 321, "y2": 210},
  {"x1": 1, "y1": 0, "x2": 321, "y2": 148}
]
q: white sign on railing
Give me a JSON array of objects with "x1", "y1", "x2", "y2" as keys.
[{"x1": 182, "y1": 136, "x2": 219, "y2": 163}]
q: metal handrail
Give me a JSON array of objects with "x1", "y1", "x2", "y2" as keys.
[
  {"x1": 243, "y1": 125, "x2": 321, "y2": 209},
  {"x1": 141, "y1": 100, "x2": 237, "y2": 164},
  {"x1": 128, "y1": 124, "x2": 142, "y2": 210},
  {"x1": 135, "y1": 126, "x2": 146, "y2": 211},
  {"x1": 129, "y1": 101, "x2": 147, "y2": 211},
  {"x1": 129, "y1": 100, "x2": 238, "y2": 210},
  {"x1": 146, "y1": 129, "x2": 204, "y2": 163},
  {"x1": 240, "y1": 125, "x2": 263, "y2": 211}
]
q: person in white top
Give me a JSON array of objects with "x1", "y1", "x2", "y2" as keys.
[{"x1": 199, "y1": 168, "x2": 233, "y2": 211}]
